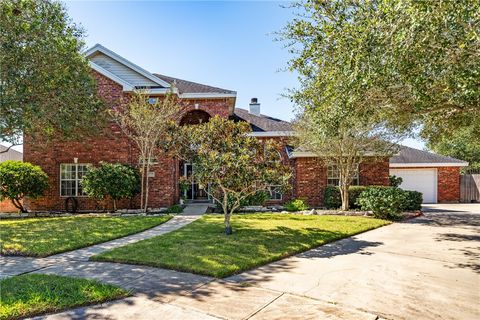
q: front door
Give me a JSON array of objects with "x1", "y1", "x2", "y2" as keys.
[{"x1": 183, "y1": 163, "x2": 210, "y2": 201}]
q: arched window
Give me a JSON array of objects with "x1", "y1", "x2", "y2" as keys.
[{"x1": 180, "y1": 110, "x2": 211, "y2": 126}]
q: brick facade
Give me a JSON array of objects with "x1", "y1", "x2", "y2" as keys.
[
  {"x1": 437, "y1": 167, "x2": 461, "y2": 202},
  {"x1": 24, "y1": 71, "x2": 235, "y2": 212},
  {"x1": 293, "y1": 158, "x2": 390, "y2": 207}
]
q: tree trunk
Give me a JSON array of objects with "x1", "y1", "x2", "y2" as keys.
[
  {"x1": 140, "y1": 163, "x2": 145, "y2": 210},
  {"x1": 223, "y1": 193, "x2": 232, "y2": 235},
  {"x1": 113, "y1": 199, "x2": 117, "y2": 212},
  {"x1": 11, "y1": 198, "x2": 26, "y2": 213},
  {"x1": 144, "y1": 162, "x2": 150, "y2": 212},
  {"x1": 340, "y1": 186, "x2": 349, "y2": 211}
]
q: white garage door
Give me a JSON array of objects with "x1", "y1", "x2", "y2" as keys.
[{"x1": 390, "y1": 169, "x2": 437, "y2": 203}]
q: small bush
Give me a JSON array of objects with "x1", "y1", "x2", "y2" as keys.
[
  {"x1": 402, "y1": 190, "x2": 422, "y2": 211},
  {"x1": 82, "y1": 162, "x2": 140, "y2": 211},
  {"x1": 389, "y1": 175, "x2": 403, "y2": 188},
  {"x1": 356, "y1": 187, "x2": 406, "y2": 220},
  {"x1": 215, "y1": 191, "x2": 269, "y2": 212},
  {"x1": 165, "y1": 204, "x2": 183, "y2": 214},
  {"x1": 324, "y1": 186, "x2": 369, "y2": 209},
  {"x1": 0, "y1": 160, "x2": 49, "y2": 212},
  {"x1": 284, "y1": 198, "x2": 309, "y2": 211}
]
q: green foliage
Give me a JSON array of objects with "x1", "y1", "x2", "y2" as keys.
[
  {"x1": 281, "y1": 0, "x2": 479, "y2": 170},
  {"x1": 215, "y1": 190, "x2": 269, "y2": 213},
  {"x1": 284, "y1": 198, "x2": 309, "y2": 212},
  {"x1": 427, "y1": 125, "x2": 480, "y2": 172},
  {"x1": 165, "y1": 204, "x2": 183, "y2": 214},
  {"x1": 402, "y1": 190, "x2": 423, "y2": 211},
  {"x1": 92, "y1": 214, "x2": 389, "y2": 278},
  {"x1": 0, "y1": 0, "x2": 105, "y2": 147},
  {"x1": 389, "y1": 175, "x2": 403, "y2": 188},
  {"x1": 0, "y1": 216, "x2": 172, "y2": 257},
  {"x1": 0, "y1": 160, "x2": 48, "y2": 212},
  {"x1": 82, "y1": 162, "x2": 140, "y2": 211},
  {"x1": 356, "y1": 187, "x2": 407, "y2": 220},
  {"x1": 324, "y1": 186, "x2": 370, "y2": 210},
  {"x1": 178, "y1": 116, "x2": 291, "y2": 234},
  {"x1": 0, "y1": 274, "x2": 127, "y2": 319}
]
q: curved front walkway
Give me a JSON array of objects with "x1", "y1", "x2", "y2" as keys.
[{"x1": 0, "y1": 212, "x2": 202, "y2": 278}]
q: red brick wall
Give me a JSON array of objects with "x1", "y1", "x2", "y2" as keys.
[
  {"x1": 293, "y1": 157, "x2": 390, "y2": 207},
  {"x1": 437, "y1": 167, "x2": 461, "y2": 202},
  {"x1": 23, "y1": 71, "x2": 234, "y2": 212},
  {"x1": 0, "y1": 199, "x2": 19, "y2": 213}
]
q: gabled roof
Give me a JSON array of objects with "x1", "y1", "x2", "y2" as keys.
[
  {"x1": 390, "y1": 146, "x2": 468, "y2": 167},
  {"x1": 85, "y1": 44, "x2": 170, "y2": 89},
  {"x1": 154, "y1": 73, "x2": 236, "y2": 96},
  {"x1": 231, "y1": 108, "x2": 293, "y2": 133}
]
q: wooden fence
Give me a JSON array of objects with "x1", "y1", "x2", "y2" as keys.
[{"x1": 461, "y1": 174, "x2": 480, "y2": 203}]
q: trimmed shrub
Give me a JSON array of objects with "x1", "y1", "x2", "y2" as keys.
[
  {"x1": 389, "y1": 175, "x2": 403, "y2": 187},
  {"x1": 215, "y1": 190, "x2": 269, "y2": 212},
  {"x1": 356, "y1": 187, "x2": 406, "y2": 220},
  {"x1": 402, "y1": 190, "x2": 423, "y2": 211},
  {"x1": 284, "y1": 198, "x2": 309, "y2": 211},
  {"x1": 0, "y1": 160, "x2": 49, "y2": 213},
  {"x1": 324, "y1": 186, "x2": 369, "y2": 209},
  {"x1": 165, "y1": 204, "x2": 183, "y2": 214},
  {"x1": 82, "y1": 162, "x2": 140, "y2": 211}
]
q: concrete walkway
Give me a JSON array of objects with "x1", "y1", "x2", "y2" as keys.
[
  {"x1": 30, "y1": 204, "x2": 480, "y2": 320},
  {"x1": 1, "y1": 212, "x2": 202, "y2": 278}
]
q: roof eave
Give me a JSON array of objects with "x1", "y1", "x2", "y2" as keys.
[{"x1": 390, "y1": 162, "x2": 468, "y2": 168}]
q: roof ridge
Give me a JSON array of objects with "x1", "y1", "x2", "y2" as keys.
[{"x1": 153, "y1": 73, "x2": 235, "y2": 94}]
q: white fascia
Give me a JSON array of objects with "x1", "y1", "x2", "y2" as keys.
[
  {"x1": 389, "y1": 162, "x2": 468, "y2": 168},
  {"x1": 85, "y1": 44, "x2": 171, "y2": 88},
  {"x1": 89, "y1": 61, "x2": 134, "y2": 91},
  {"x1": 248, "y1": 131, "x2": 295, "y2": 137}
]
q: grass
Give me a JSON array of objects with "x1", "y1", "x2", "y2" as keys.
[
  {"x1": 0, "y1": 215, "x2": 172, "y2": 257},
  {"x1": 92, "y1": 213, "x2": 389, "y2": 278},
  {"x1": 0, "y1": 274, "x2": 128, "y2": 320}
]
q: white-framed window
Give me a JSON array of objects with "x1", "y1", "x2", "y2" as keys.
[
  {"x1": 267, "y1": 185, "x2": 283, "y2": 200},
  {"x1": 60, "y1": 164, "x2": 90, "y2": 197},
  {"x1": 327, "y1": 165, "x2": 359, "y2": 186}
]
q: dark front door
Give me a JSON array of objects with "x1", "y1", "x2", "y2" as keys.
[{"x1": 183, "y1": 163, "x2": 210, "y2": 201}]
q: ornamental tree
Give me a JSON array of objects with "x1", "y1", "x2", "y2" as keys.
[
  {"x1": 110, "y1": 90, "x2": 184, "y2": 211},
  {"x1": 82, "y1": 162, "x2": 140, "y2": 212},
  {"x1": 0, "y1": 0, "x2": 105, "y2": 151},
  {"x1": 180, "y1": 116, "x2": 291, "y2": 235},
  {"x1": 0, "y1": 160, "x2": 49, "y2": 212}
]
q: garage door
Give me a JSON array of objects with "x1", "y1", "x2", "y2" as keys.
[{"x1": 390, "y1": 169, "x2": 437, "y2": 203}]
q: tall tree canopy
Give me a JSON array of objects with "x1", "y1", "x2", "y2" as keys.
[
  {"x1": 0, "y1": 0, "x2": 104, "y2": 149},
  {"x1": 281, "y1": 0, "x2": 479, "y2": 142}
]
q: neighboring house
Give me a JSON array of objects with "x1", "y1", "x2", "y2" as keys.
[
  {"x1": 22, "y1": 44, "x2": 464, "y2": 211},
  {"x1": 0, "y1": 145, "x2": 23, "y2": 212},
  {"x1": 390, "y1": 146, "x2": 468, "y2": 203}
]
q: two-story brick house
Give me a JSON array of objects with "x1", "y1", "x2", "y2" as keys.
[{"x1": 23, "y1": 44, "x2": 464, "y2": 212}]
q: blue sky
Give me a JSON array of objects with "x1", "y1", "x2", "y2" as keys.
[{"x1": 4, "y1": 0, "x2": 425, "y2": 150}]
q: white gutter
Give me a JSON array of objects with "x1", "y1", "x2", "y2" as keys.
[
  {"x1": 248, "y1": 131, "x2": 295, "y2": 137},
  {"x1": 390, "y1": 162, "x2": 468, "y2": 168}
]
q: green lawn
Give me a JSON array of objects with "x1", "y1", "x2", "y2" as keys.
[
  {"x1": 92, "y1": 214, "x2": 389, "y2": 277},
  {"x1": 0, "y1": 274, "x2": 128, "y2": 320},
  {"x1": 0, "y1": 215, "x2": 172, "y2": 257}
]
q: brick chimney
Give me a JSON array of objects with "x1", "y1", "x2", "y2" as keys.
[{"x1": 249, "y1": 98, "x2": 260, "y2": 116}]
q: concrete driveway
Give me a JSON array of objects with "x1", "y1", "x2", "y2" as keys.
[{"x1": 35, "y1": 204, "x2": 480, "y2": 320}]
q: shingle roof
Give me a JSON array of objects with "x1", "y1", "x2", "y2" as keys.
[
  {"x1": 390, "y1": 146, "x2": 467, "y2": 164},
  {"x1": 231, "y1": 108, "x2": 293, "y2": 132},
  {"x1": 153, "y1": 73, "x2": 236, "y2": 95}
]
